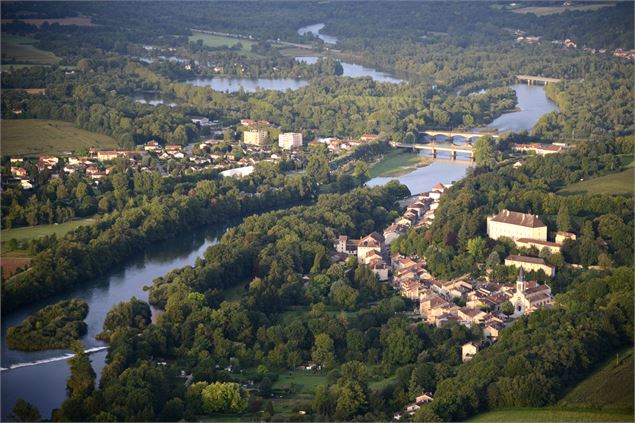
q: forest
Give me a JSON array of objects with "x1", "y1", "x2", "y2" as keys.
[{"x1": 1, "y1": 2, "x2": 633, "y2": 422}]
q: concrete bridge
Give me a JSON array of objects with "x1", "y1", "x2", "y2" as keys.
[
  {"x1": 420, "y1": 130, "x2": 500, "y2": 140},
  {"x1": 516, "y1": 75, "x2": 561, "y2": 85},
  {"x1": 391, "y1": 141, "x2": 474, "y2": 160}
]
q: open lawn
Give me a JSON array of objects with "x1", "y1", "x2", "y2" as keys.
[
  {"x1": 470, "y1": 349, "x2": 634, "y2": 422},
  {"x1": 188, "y1": 31, "x2": 259, "y2": 57},
  {"x1": 511, "y1": 3, "x2": 616, "y2": 15},
  {"x1": 1, "y1": 218, "x2": 96, "y2": 245},
  {"x1": 369, "y1": 149, "x2": 432, "y2": 178},
  {"x1": 557, "y1": 168, "x2": 634, "y2": 196},
  {"x1": 273, "y1": 371, "x2": 327, "y2": 395},
  {"x1": 1, "y1": 119, "x2": 119, "y2": 156},
  {"x1": 1, "y1": 33, "x2": 61, "y2": 65}
]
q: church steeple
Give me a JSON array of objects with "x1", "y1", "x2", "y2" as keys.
[{"x1": 516, "y1": 266, "x2": 526, "y2": 292}]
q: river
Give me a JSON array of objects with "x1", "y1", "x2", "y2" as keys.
[
  {"x1": 297, "y1": 23, "x2": 338, "y2": 45},
  {"x1": 0, "y1": 82, "x2": 556, "y2": 420},
  {"x1": 1, "y1": 225, "x2": 226, "y2": 420},
  {"x1": 295, "y1": 56, "x2": 403, "y2": 83},
  {"x1": 366, "y1": 83, "x2": 558, "y2": 194}
]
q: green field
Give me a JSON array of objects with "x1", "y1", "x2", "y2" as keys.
[
  {"x1": 558, "y1": 168, "x2": 634, "y2": 196},
  {"x1": 1, "y1": 119, "x2": 119, "y2": 156},
  {"x1": 188, "y1": 31, "x2": 258, "y2": 56},
  {"x1": 1, "y1": 33, "x2": 61, "y2": 65},
  {"x1": 1, "y1": 218, "x2": 96, "y2": 246},
  {"x1": 470, "y1": 408, "x2": 633, "y2": 422},
  {"x1": 368, "y1": 149, "x2": 432, "y2": 178},
  {"x1": 511, "y1": 3, "x2": 616, "y2": 15},
  {"x1": 272, "y1": 371, "x2": 327, "y2": 394},
  {"x1": 470, "y1": 349, "x2": 634, "y2": 422}
]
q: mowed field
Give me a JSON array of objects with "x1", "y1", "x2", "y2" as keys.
[
  {"x1": 1, "y1": 33, "x2": 61, "y2": 65},
  {"x1": 1, "y1": 218, "x2": 96, "y2": 244},
  {"x1": 511, "y1": 3, "x2": 616, "y2": 15},
  {"x1": 470, "y1": 348, "x2": 634, "y2": 422},
  {"x1": 189, "y1": 31, "x2": 257, "y2": 53},
  {"x1": 558, "y1": 168, "x2": 634, "y2": 196},
  {"x1": 1, "y1": 119, "x2": 119, "y2": 156}
]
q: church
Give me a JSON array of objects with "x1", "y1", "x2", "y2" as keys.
[{"x1": 509, "y1": 267, "x2": 553, "y2": 317}]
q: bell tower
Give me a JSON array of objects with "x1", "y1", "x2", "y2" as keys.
[{"x1": 516, "y1": 266, "x2": 526, "y2": 293}]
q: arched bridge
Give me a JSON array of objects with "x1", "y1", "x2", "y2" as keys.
[
  {"x1": 420, "y1": 130, "x2": 500, "y2": 140},
  {"x1": 390, "y1": 141, "x2": 474, "y2": 160}
]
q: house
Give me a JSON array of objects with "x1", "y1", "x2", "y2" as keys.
[
  {"x1": 462, "y1": 342, "x2": 479, "y2": 362},
  {"x1": 360, "y1": 133, "x2": 380, "y2": 142},
  {"x1": 20, "y1": 180, "x2": 34, "y2": 190},
  {"x1": 505, "y1": 255, "x2": 555, "y2": 277},
  {"x1": 415, "y1": 393, "x2": 434, "y2": 404},
  {"x1": 369, "y1": 259, "x2": 389, "y2": 281},
  {"x1": 357, "y1": 232, "x2": 385, "y2": 262},
  {"x1": 555, "y1": 231, "x2": 576, "y2": 244},
  {"x1": 11, "y1": 167, "x2": 28, "y2": 177},
  {"x1": 335, "y1": 235, "x2": 359, "y2": 255},
  {"x1": 483, "y1": 321, "x2": 504, "y2": 341},
  {"x1": 514, "y1": 238, "x2": 561, "y2": 254},
  {"x1": 487, "y1": 209, "x2": 547, "y2": 241},
  {"x1": 278, "y1": 132, "x2": 303, "y2": 150},
  {"x1": 419, "y1": 293, "x2": 451, "y2": 316},
  {"x1": 400, "y1": 280, "x2": 423, "y2": 300},
  {"x1": 144, "y1": 140, "x2": 161, "y2": 151},
  {"x1": 458, "y1": 307, "x2": 487, "y2": 325},
  {"x1": 512, "y1": 143, "x2": 563, "y2": 155},
  {"x1": 509, "y1": 268, "x2": 553, "y2": 317},
  {"x1": 165, "y1": 145, "x2": 182, "y2": 151},
  {"x1": 383, "y1": 224, "x2": 407, "y2": 245}
]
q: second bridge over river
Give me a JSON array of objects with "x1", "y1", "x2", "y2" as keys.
[{"x1": 390, "y1": 141, "x2": 475, "y2": 160}]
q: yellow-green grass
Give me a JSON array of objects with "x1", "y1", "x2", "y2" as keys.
[
  {"x1": 469, "y1": 408, "x2": 633, "y2": 422},
  {"x1": 557, "y1": 168, "x2": 634, "y2": 197},
  {"x1": 1, "y1": 33, "x2": 61, "y2": 65},
  {"x1": 369, "y1": 149, "x2": 432, "y2": 178},
  {"x1": 511, "y1": 3, "x2": 616, "y2": 15},
  {"x1": 1, "y1": 218, "x2": 96, "y2": 248},
  {"x1": 558, "y1": 348, "x2": 633, "y2": 411},
  {"x1": 1, "y1": 119, "x2": 119, "y2": 156},
  {"x1": 470, "y1": 349, "x2": 634, "y2": 422},
  {"x1": 188, "y1": 31, "x2": 260, "y2": 57}
]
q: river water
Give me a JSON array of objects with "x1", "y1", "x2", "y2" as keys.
[
  {"x1": 1, "y1": 80, "x2": 556, "y2": 420},
  {"x1": 1, "y1": 226, "x2": 226, "y2": 420},
  {"x1": 366, "y1": 83, "x2": 558, "y2": 194},
  {"x1": 295, "y1": 56, "x2": 403, "y2": 83},
  {"x1": 297, "y1": 23, "x2": 338, "y2": 45}
]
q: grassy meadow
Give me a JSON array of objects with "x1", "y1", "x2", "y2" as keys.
[
  {"x1": 470, "y1": 348, "x2": 634, "y2": 422},
  {"x1": 1, "y1": 218, "x2": 96, "y2": 245},
  {"x1": 2, "y1": 119, "x2": 119, "y2": 156},
  {"x1": 1, "y1": 33, "x2": 61, "y2": 65},
  {"x1": 558, "y1": 168, "x2": 634, "y2": 196}
]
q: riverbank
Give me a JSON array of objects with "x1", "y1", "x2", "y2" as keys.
[{"x1": 369, "y1": 150, "x2": 433, "y2": 178}]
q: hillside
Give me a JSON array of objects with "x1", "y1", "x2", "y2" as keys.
[
  {"x1": 470, "y1": 348, "x2": 634, "y2": 422},
  {"x1": 2, "y1": 119, "x2": 119, "y2": 156}
]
